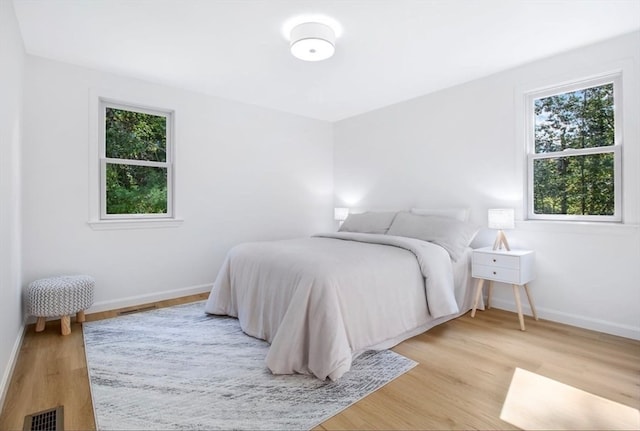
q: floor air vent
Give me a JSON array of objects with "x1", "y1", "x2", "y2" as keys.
[{"x1": 23, "y1": 406, "x2": 63, "y2": 431}]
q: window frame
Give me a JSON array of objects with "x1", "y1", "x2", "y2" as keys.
[
  {"x1": 98, "y1": 99, "x2": 175, "y2": 221},
  {"x1": 525, "y1": 73, "x2": 622, "y2": 222}
]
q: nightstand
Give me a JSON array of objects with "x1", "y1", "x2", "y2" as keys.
[{"x1": 471, "y1": 246, "x2": 538, "y2": 330}]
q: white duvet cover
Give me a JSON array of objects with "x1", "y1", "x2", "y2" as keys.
[{"x1": 204, "y1": 232, "x2": 473, "y2": 380}]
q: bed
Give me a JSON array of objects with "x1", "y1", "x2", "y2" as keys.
[{"x1": 204, "y1": 210, "x2": 480, "y2": 380}]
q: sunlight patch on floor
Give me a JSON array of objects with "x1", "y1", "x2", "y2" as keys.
[{"x1": 500, "y1": 367, "x2": 640, "y2": 430}]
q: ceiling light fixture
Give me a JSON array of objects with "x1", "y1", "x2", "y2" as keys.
[{"x1": 290, "y1": 22, "x2": 335, "y2": 62}]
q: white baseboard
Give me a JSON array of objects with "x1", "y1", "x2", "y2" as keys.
[
  {"x1": 488, "y1": 297, "x2": 640, "y2": 340},
  {"x1": 86, "y1": 283, "x2": 212, "y2": 314},
  {"x1": 0, "y1": 318, "x2": 27, "y2": 414}
]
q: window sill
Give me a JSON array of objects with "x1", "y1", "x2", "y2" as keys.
[
  {"x1": 516, "y1": 220, "x2": 639, "y2": 236},
  {"x1": 88, "y1": 218, "x2": 184, "y2": 230}
]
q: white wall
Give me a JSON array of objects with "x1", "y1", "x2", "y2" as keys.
[
  {"x1": 334, "y1": 32, "x2": 640, "y2": 339},
  {"x1": 21, "y1": 56, "x2": 334, "y2": 312},
  {"x1": 0, "y1": 0, "x2": 25, "y2": 408}
]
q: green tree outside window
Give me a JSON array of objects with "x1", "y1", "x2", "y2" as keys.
[
  {"x1": 532, "y1": 83, "x2": 616, "y2": 217},
  {"x1": 104, "y1": 107, "x2": 170, "y2": 215}
]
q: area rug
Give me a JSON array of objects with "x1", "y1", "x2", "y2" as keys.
[{"x1": 83, "y1": 301, "x2": 417, "y2": 430}]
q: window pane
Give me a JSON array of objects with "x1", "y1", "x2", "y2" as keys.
[
  {"x1": 534, "y1": 83, "x2": 614, "y2": 154},
  {"x1": 106, "y1": 163, "x2": 167, "y2": 215},
  {"x1": 533, "y1": 153, "x2": 614, "y2": 216},
  {"x1": 105, "y1": 107, "x2": 167, "y2": 162}
]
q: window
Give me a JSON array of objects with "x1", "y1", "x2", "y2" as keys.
[
  {"x1": 99, "y1": 101, "x2": 174, "y2": 219},
  {"x1": 526, "y1": 74, "x2": 621, "y2": 222}
]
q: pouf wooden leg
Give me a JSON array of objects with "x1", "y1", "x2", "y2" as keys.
[
  {"x1": 61, "y1": 316, "x2": 71, "y2": 336},
  {"x1": 76, "y1": 310, "x2": 86, "y2": 323},
  {"x1": 35, "y1": 317, "x2": 46, "y2": 332}
]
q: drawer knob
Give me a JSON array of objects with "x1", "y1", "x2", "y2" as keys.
[
  {"x1": 492, "y1": 258, "x2": 497, "y2": 262},
  {"x1": 493, "y1": 271, "x2": 497, "y2": 275}
]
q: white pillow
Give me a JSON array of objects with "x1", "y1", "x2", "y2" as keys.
[
  {"x1": 410, "y1": 207, "x2": 470, "y2": 222},
  {"x1": 387, "y1": 212, "x2": 479, "y2": 261},
  {"x1": 339, "y1": 211, "x2": 398, "y2": 234}
]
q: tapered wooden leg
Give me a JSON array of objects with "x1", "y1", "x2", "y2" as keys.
[
  {"x1": 61, "y1": 316, "x2": 71, "y2": 336},
  {"x1": 512, "y1": 285, "x2": 526, "y2": 331},
  {"x1": 35, "y1": 317, "x2": 46, "y2": 332},
  {"x1": 487, "y1": 281, "x2": 493, "y2": 309},
  {"x1": 76, "y1": 310, "x2": 86, "y2": 323},
  {"x1": 524, "y1": 284, "x2": 538, "y2": 320},
  {"x1": 471, "y1": 279, "x2": 485, "y2": 318}
]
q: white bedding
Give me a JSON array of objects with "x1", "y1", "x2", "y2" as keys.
[{"x1": 204, "y1": 232, "x2": 475, "y2": 380}]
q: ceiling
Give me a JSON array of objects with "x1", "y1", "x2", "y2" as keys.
[{"x1": 12, "y1": 0, "x2": 640, "y2": 122}]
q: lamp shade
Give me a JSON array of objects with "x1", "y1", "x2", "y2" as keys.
[
  {"x1": 334, "y1": 207, "x2": 349, "y2": 222},
  {"x1": 488, "y1": 208, "x2": 515, "y2": 229},
  {"x1": 290, "y1": 22, "x2": 335, "y2": 61}
]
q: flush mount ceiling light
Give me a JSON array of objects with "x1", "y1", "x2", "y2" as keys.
[{"x1": 290, "y1": 22, "x2": 336, "y2": 62}]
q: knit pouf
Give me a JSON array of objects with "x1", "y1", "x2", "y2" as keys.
[{"x1": 28, "y1": 275, "x2": 95, "y2": 335}]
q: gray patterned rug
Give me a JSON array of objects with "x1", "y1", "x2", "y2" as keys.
[{"x1": 83, "y1": 301, "x2": 417, "y2": 430}]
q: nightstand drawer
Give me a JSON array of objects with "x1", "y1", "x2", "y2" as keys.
[
  {"x1": 473, "y1": 252, "x2": 520, "y2": 269},
  {"x1": 472, "y1": 264, "x2": 520, "y2": 284}
]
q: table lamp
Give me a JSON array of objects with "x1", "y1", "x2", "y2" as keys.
[
  {"x1": 488, "y1": 208, "x2": 515, "y2": 251},
  {"x1": 334, "y1": 208, "x2": 349, "y2": 226}
]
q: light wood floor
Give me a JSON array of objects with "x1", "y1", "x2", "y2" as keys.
[{"x1": 1, "y1": 294, "x2": 638, "y2": 430}]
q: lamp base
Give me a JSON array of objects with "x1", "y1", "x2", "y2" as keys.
[{"x1": 493, "y1": 230, "x2": 511, "y2": 251}]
